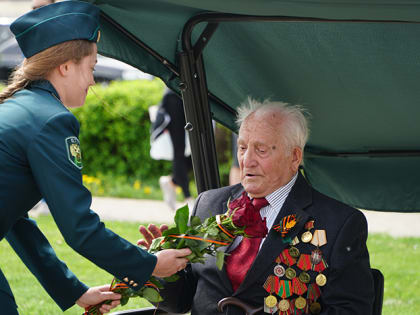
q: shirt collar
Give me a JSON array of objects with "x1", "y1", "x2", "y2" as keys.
[
  {"x1": 28, "y1": 80, "x2": 60, "y2": 100},
  {"x1": 265, "y1": 172, "x2": 298, "y2": 209}
]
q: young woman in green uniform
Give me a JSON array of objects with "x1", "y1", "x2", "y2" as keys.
[{"x1": 0, "y1": 2, "x2": 190, "y2": 314}]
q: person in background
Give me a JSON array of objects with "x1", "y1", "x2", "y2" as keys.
[
  {"x1": 0, "y1": 2, "x2": 190, "y2": 314},
  {"x1": 140, "y1": 98, "x2": 374, "y2": 314},
  {"x1": 151, "y1": 89, "x2": 194, "y2": 210}
]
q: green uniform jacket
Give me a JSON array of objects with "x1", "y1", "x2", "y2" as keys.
[{"x1": 0, "y1": 80, "x2": 157, "y2": 311}]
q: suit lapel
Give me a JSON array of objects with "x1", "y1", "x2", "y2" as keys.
[{"x1": 235, "y1": 173, "x2": 313, "y2": 295}]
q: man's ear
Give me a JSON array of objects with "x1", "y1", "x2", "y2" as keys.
[{"x1": 291, "y1": 147, "x2": 303, "y2": 173}]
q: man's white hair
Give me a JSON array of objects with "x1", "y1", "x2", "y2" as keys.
[{"x1": 236, "y1": 97, "x2": 310, "y2": 155}]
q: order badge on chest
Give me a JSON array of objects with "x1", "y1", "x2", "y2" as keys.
[{"x1": 263, "y1": 215, "x2": 328, "y2": 314}]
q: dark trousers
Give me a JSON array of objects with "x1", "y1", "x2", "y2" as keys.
[
  {"x1": 0, "y1": 268, "x2": 18, "y2": 315},
  {"x1": 162, "y1": 92, "x2": 192, "y2": 198}
]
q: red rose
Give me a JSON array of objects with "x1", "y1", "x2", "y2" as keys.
[
  {"x1": 229, "y1": 192, "x2": 254, "y2": 227},
  {"x1": 228, "y1": 192, "x2": 268, "y2": 238}
]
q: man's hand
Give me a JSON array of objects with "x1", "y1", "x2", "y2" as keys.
[
  {"x1": 152, "y1": 248, "x2": 192, "y2": 277},
  {"x1": 137, "y1": 223, "x2": 168, "y2": 249},
  {"x1": 76, "y1": 285, "x2": 121, "y2": 313}
]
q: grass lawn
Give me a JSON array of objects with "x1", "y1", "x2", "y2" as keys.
[{"x1": 0, "y1": 215, "x2": 419, "y2": 315}]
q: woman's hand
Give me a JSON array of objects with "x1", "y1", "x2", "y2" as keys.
[
  {"x1": 76, "y1": 285, "x2": 121, "y2": 313},
  {"x1": 152, "y1": 248, "x2": 192, "y2": 277}
]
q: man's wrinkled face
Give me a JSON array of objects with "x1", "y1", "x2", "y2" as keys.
[{"x1": 237, "y1": 111, "x2": 301, "y2": 198}]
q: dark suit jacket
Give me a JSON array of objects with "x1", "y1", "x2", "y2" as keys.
[{"x1": 158, "y1": 173, "x2": 374, "y2": 314}]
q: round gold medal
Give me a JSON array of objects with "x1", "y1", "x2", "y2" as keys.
[
  {"x1": 295, "y1": 296, "x2": 307, "y2": 310},
  {"x1": 265, "y1": 295, "x2": 277, "y2": 308},
  {"x1": 285, "y1": 267, "x2": 296, "y2": 280},
  {"x1": 316, "y1": 273, "x2": 327, "y2": 286},
  {"x1": 278, "y1": 299, "x2": 290, "y2": 311},
  {"x1": 289, "y1": 246, "x2": 300, "y2": 258},
  {"x1": 298, "y1": 271, "x2": 311, "y2": 283},
  {"x1": 310, "y1": 301, "x2": 322, "y2": 314},
  {"x1": 301, "y1": 231, "x2": 313, "y2": 243}
]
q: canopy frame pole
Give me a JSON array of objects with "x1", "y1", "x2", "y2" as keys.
[{"x1": 179, "y1": 22, "x2": 222, "y2": 193}]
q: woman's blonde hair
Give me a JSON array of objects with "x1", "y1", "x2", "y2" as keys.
[{"x1": 0, "y1": 39, "x2": 94, "y2": 103}]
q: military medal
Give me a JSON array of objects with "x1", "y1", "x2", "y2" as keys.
[
  {"x1": 297, "y1": 254, "x2": 311, "y2": 271},
  {"x1": 278, "y1": 299, "x2": 290, "y2": 312},
  {"x1": 263, "y1": 276, "x2": 278, "y2": 312},
  {"x1": 279, "y1": 248, "x2": 297, "y2": 266},
  {"x1": 307, "y1": 283, "x2": 321, "y2": 302},
  {"x1": 295, "y1": 296, "x2": 307, "y2": 310},
  {"x1": 291, "y1": 236, "x2": 300, "y2": 246},
  {"x1": 289, "y1": 246, "x2": 300, "y2": 258},
  {"x1": 274, "y1": 256, "x2": 286, "y2": 277},
  {"x1": 312, "y1": 257, "x2": 328, "y2": 286},
  {"x1": 315, "y1": 273, "x2": 327, "y2": 287},
  {"x1": 310, "y1": 230, "x2": 327, "y2": 247},
  {"x1": 310, "y1": 301, "x2": 322, "y2": 314},
  {"x1": 292, "y1": 277, "x2": 307, "y2": 295},
  {"x1": 285, "y1": 267, "x2": 296, "y2": 280},
  {"x1": 265, "y1": 295, "x2": 277, "y2": 308},
  {"x1": 276, "y1": 279, "x2": 293, "y2": 313},
  {"x1": 301, "y1": 220, "x2": 314, "y2": 243},
  {"x1": 310, "y1": 248, "x2": 323, "y2": 266},
  {"x1": 299, "y1": 271, "x2": 311, "y2": 284},
  {"x1": 274, "y1": 264, "x2": 286, "y2": 277}
]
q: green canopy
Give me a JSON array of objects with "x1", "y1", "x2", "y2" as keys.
[{"x1": 84, "y1": 0, "x2": 420, "y2": 212}]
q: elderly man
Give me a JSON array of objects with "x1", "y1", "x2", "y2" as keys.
[{"x1": 140, "y1": 98, "x2": 375, "y2": 314}]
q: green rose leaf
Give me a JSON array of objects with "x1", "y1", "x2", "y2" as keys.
[
  {"x1": 216, "y1": 251, "x2": 226, "y2": 270},
  {"x1": 142, "y1": 287, "x2": 163, "y2": 303},
  {"x1": 190, "y1": 215, "x2": 202, "y2": 228},
  {"x1": 174, "y1": 205, "x2": 189, "y2": 234},
  {"x1": 164, "y1": 274, "x2": 180, "y2": 282}
]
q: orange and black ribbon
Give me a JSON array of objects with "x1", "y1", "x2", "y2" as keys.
[
  {"x1": 273, "y1": 214, "x2": 298, "y2": 237},
  {"x1": 166, "y1": 234, "x2": 230, "y2": 246}
]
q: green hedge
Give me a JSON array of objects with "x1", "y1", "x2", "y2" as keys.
[
  {"x1": 1, "y1": 80, "x2": 233, "y2": 187},
  {"x1": 72, "y1": 79, "x2": 173, "y2": 180}
]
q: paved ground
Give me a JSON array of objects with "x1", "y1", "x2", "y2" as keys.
[{"x1": 30, "y1": 196, "x2": 420, "y2": 237}]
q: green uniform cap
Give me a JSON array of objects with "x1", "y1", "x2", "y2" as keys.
[{"x1": 10, "y1": 0, "x2": 100, "y2": 58}]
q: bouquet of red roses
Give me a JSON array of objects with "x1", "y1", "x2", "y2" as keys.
[{"x1": 84, "y1": 192, "x2": 267, "y2": 314}]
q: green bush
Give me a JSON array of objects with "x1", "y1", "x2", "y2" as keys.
[
  {"x1": 1, "y1": 80, "x2": 235, "y2": 193},
  {"x1": 72, "y1": 79, "x2": 172, "y2": 180}
]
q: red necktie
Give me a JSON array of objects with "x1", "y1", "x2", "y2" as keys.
[{"x1": 226, "y1": 197, "x2": 269, "y2": 291}]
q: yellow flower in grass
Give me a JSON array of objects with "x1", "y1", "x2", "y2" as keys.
[
  {"x1": 143, "y1": 186, "x2": 151, "y2": 195},
  {"x1": 133, "y1": 180, "x2": 141, "y2": 190}
]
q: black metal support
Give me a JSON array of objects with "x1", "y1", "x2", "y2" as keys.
[
  {"x1": 179, "y1": 50, "x2": 220, "y2": 193},
  {"x1": 178, "y1": 20, "x2": 222, "y2": 193}
]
